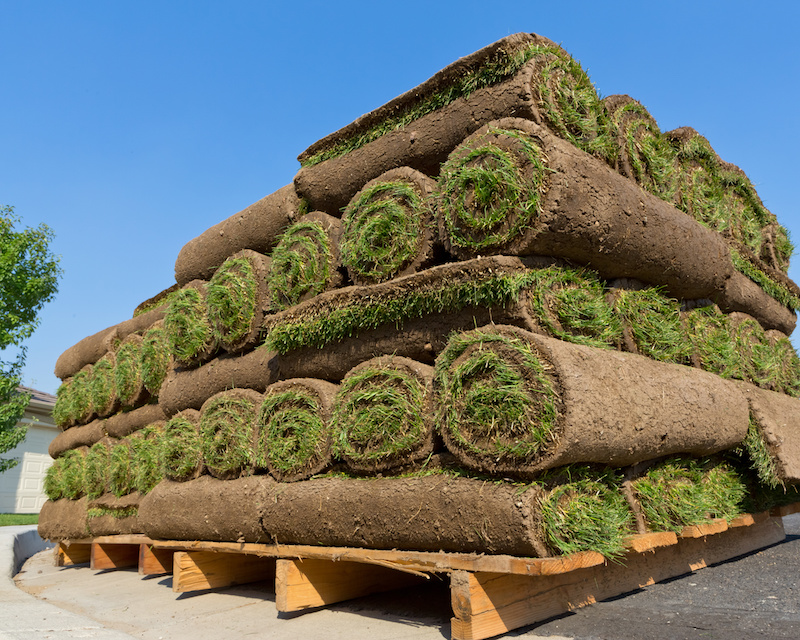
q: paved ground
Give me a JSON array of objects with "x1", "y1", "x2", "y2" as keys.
[{"x1": 8, "y1": 514, "x2": 800, "y2": 640}]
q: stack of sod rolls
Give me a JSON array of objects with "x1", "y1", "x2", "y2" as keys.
[{"x1": 41, "y1": 33, "x2": 800, "y2": 560}]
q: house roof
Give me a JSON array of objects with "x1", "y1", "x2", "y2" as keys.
[{"x1": 16, "y1": 385, "x2": 56, "y2": 411}]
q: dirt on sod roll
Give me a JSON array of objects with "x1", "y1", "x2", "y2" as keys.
[
  {"x1": 259, "y1": 474, "x2": 549, "y2": 556},
  {"x1": 255, "y1": 378, "x2": 338, "y2": 482},
  {"x1": 340, "y1": 167, "x2": 438, "y2": 285},
  {"x1": 174, "y1": 184, "x2": 300, "y2": 286},
  {"x1": 54, "y1": 306, "x2": 166, "y2": 380},
  {"x1": 435, "y1": 325, "x2": 750, "y2": 478},
  {"x1": 139, "y1": 475, "x2": 274, "y2": 543},
  {"x1": 162, "y1": 409, "x2": 204, "y2": 482},
  {"x1": 206, "y1": 249, "x2": 271, "y2": 353},
  {"x1": 103, "y1": 403, "x2": 167, "y2": 439},
  {"x1": 295, "y1": 32, "x2": 615, "y2": 214},
  {"x1": 742, "y1": 384, "x2": 800, "y2": 485},
  {"x1": 158, "y1": 348, "x2": 278, "y2": 416},
  {"x1": 332, "y1": 356, "x2": 435, "y2": 474},
  {"x1": 38, "y1": 497, "x2": 90, "y2": 541},
  {"x1": 164, "y1": 279, "x2": 218, "y2": 368},
  {"x1": 199, "y1": 388, "x2": 262, "y2": 480},
  {"x1": 48, "y1": 420, "x2": 106, "y2": 459},
  {"x1": 268, "y1": 211, "x2": 344, "y2": 311},
  {"x1": 437, "y1": 118, "x2": 732, "y2": 302}
]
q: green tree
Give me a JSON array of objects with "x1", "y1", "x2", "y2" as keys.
[{"x1": 1, "y1": 205, "x2": 61, "y2": 472}]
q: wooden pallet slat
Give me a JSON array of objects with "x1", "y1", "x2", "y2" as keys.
[
  {"x1": 55, "y1": 541, "x2": 92, "y2": 566},
  {"x1": 91, "y1": 542, "x2": 140, "y2": 570},
  {"x1": 172, "y1": 550, "x2": 276, "y2": 593},
  {"x1": 139, "y1": 544, "x2": 174, "y2": 575}
]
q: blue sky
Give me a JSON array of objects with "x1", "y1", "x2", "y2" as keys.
[{"x1": 2, "y1": 1, "x2": 798, "y2": 394}]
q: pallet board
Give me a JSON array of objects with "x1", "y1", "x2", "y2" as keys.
[{"x1": 48, "y1": 504, "x2": 797, "y2": 640}]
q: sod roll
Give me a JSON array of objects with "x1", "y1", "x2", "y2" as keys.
[
  {"x1": 742, "y1": 385, "x2": 800, "y2": 485},
  {"x1": 48, "y1": 420, "x2": 106, "y2": 459},
  {"x1": 341, "y1": 167, "x2": 437, "y2": 285},
  {"x1": 435, "y1": 325, "x2": 750, "y2": 477},
  {"x1": 199, "y1": 388, "x2": 262, "y2": 480},
  {"x1": 206, "y1": 249, "x2": 271, "y2": 353},
  {"x1": 83, "y1": 438, "x2": 114, "y2": 500},
  {"x1": 162, "y1": 409, "x2": 204, "y2": 482},
  {"x1": 715, "y1": 270, "x2": 796, "y2": 335},
  {"x1": 437, "y1": 118, "x2": 733, "y2": 301},
  {"x1": 260, "y1": 474, "x2": 551, "y2": 556},
  {"x1": 103, "y1": 403, "x2": 167, "y2": 439},
  {"x1": 139, "y1": 476, "x2": 275, "y2": 543},
  {"x1": 255, "y1": 378, "x2": 338, "y2": 482},
  {"x1": 174, "y1": 185, "x2": 299, "y2": 286},
  {"x1": 267, "y1": 211, "x2": 343, "y2": 311},
  {"x1": 164, "y1": 279, "x2": 217, "y2": 368},
  {"x1": 140, "y1": 320, "x2": 172, "y2": 396},
  {"x1": 89, "y1": 352, "x2": 119, "y2": 419},
  {"x1": 294, "y1": 33, "x2": 615, "y2": 214},
  {"x1": 54, "y1": 306, "x2": 166, "y2": 380},
  {"x1": 114, "y1": 333, "x2": 149, "y2": 409},
  {"x1": 38, "y1": 497, "x2": 90, "y2": 541},
  {"x1": 332, "y1": 356, "x2": 435, "y2": 474}
]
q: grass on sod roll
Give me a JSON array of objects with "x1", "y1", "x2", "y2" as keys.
[
  {"x1": 613, "y1": 287, "x2": 691, "y2": 364},
  {"x1": 684, "y1": 305, "x2": 740, "y2": 378},
  {"x1": 141, "y1": 323, "x2": 171, "y2": 395},
  {"x1": 89, "y1": 353, "x2": 116, "y2": 414},
  {"x1": 436, "y1": 328, "x2": 560, "y2": 461},
  {"x1": 526, "y1": 267, "x2": 621, "y2": 349},
  {"x1": 730, "y1": 248, "x2": 800, "y2": 312},
  {"x1": 256, "y1": 389, "x2": 328, "y2": 475},
  {"x1": 114, "y1": 336, "x2": 144, "y2": 407},
  {"x1": 332, "y1": 366, "x2": 427, "y2": 466},
  {"x1": 768, "y1": 336, "x2": 800, "y2": 397},
  {"x1": 109, "y1": 440, "x2": 137, "y2": 498},
  {"x1": 736, "y1": 419, "x2": 783, "y2": 490},
  {"x1": 67, "y1": 367, "x2": 93, "y2": 425},
  {"x1": 269, "y1": 221, "x2": 334, "y2": 310},
  {"x1": 83, "y1": 441, "x2": 111, "y2": 500},
  {"x1": 732, "y1": 316, "x2": 778, "y2": 389},
  {"x1": 438, "y1": 127, "x2": 550, "y2": 254},
  {"x1": 199, "y1": 394, "x2": 257, "y2": 477},
  {"x1": 632, "y1": 457, "x2": 745, "y2": 533},
  {"x1": 539, "y1": 467, "x2": 633, "y2": 559},
  {"x1": 87, "y1": 507, "x2": 138, "y2": 520},
  {"x1": 264, "y1": 268, "x2": 539, "y2": 354},
  {"x1": 162, "y1": 414, "x2": 203, "y2": 481},
  {"x1": 207, "y1": 256, "x2": 259, "y2": 346},
  {"x1": 52, "y1": 378, "x2": 73, "y2": 429},
  {"x1": 341, "y1": 181, "x2": 427, "y2": 283},
  {"x1": 131, "y1": 427, "x2": 164, "y2": 494},
  {"x1": 57, "y1": 449, "x2": 86, "y2": 500},
  {"x1": 43, "y1": 458, "x2": 64, "y2": 501},
  {"x1": 164, "y1": 286, "x2": 214, "y2": 363},
  {"x1": 301, "y1": 43, "x2": 614, "y2": 167}
]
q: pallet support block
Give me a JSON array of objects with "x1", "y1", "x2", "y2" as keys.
[
  {"x1": 91, "y1": 542, "x2": 140, "y2": 570},
  {"x1": 139, "y1": 544, "x2": 174, "y2": 575},
  {"x1": 276, "y1": 557, "x2": 428, "y2": 612},
  {"x1": 56, "y1": 541, "x2": 92, "y2": 566},
  {"x1": 173, "y1": 550, "x2": 276, "y2": 593},
  {"x1": 449, "y1": 515, "x2": 786, "y2": 640}
]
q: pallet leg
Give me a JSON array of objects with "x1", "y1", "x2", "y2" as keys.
[
  {"x1": 449, "y1": 515, "x2": 786, "y2": 640},
  {"x1": 173, "y1": 550, "x2": 275, "y2": 593},
  {"x1": 91, "y1": 542, "x2": 140, "y2": 570},
  {"x1": 139, "y1": 544, "x2": 174, "y2": 575},
  {"x1": 56, "y1": 542, "x2": 92, "y2": 566},
  {"x1": 275, "y1": 557, "x2": 427, "y2": 613}
]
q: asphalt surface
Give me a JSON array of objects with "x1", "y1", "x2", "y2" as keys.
[{"x1": 7, "y1": 514, "x2": 800, "y2": 640}]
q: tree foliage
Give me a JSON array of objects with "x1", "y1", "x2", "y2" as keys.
[{"x1": 1, "y1": 205, "x2": 61, "y2": 472}]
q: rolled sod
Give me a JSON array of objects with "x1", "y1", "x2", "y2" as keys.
[
  {"x1": 294, "y1": 33, "x2": 615, "y2": 214},
  {"x1": 435, "y1": 325, "x2": 750, "y2": 478},
  {"x1": 199, "y1": 388, "x2": 262, "y2": 480},
  {"x1": 83, "y1": 439, "x2": 114, "y2": 500},
  {"x1": 164, "y1": 279, "x2": 217, "y2": 368},
  {"x1": 138, "y1": 475, "x2": 275, "y2": 543},
  {"x1": 716, "y1": 269, "x2": 796, "y2": 334},
  {"x1": 206, "y1": 249, "x2": 271, "y2": 353},
  {"x1": 54, "y1": 306, "x2": 166, "y2": 380},
  {"x1": 86, "y1": 492, "x2": 143, "y2": 536},
  {"x1": 48, "y1": 448, "x2": 87, "y2": 500},
  {"x1": 742, "y1": 384, "x2": 800, "y2": 485},
  {"x1": 48, "y1": 420, "x2": 105, "y2": 459},
  {"x1": 130, "y1": 423, "x2": 165, "y2": 494},
  {"x1": 140, "y1": 320, "x2": 172, "y2": 396},
  {"x1": 631, "y1": 457, "x2": 746, "y2": 533},
  {"x1": 62, "y1": 365, "x2": 94, "y2": 427},
  {"x1": 161, "y1": 409, "x2": 204, "y2": 482},
  {"x1": 174, "y1": 184, "x2": 300, "y2": 286},
  {"x1": 603, "y1": 95, "x2": 677, "y2": 202},
  {"x1": 255, "y1": 378, "x2": 338, "y2": 482},
  {"x1": 341, "y1": 167, "x2": 437, "y2": 285},
  {"x1": 109, "y1": 438, "x2": 138, "y2": 498},
  {"x1": 268, "y1": 211, "x2": 343, "y2": 311},
  {"x1": 38, "y1": 497, "x2": 90, "y2": 541},
  {"x1": 103, "y1": 403, "x2": 167, "y2": 439},
  {"x1": 114, "y1": 333, "x2": 149, "y2": 409},
  {"x1": 52, "y1": 378, "x2": 73, "y2": 430},
  {"x1": 89, "y1": 352, "x2": 118, "y2": 419},
  {"x1": 684, "y1": 305, "x2": 740, "y2": 379},
  {"x1": 260, "y1": 474, "x2": 552, "y2": 556},
  {"x1": 158, "y1": 348, "x2": 278, "y2": 416},
  {"x1": 332, "y1": 356, "x2": 435, "y2": 474},
  {"x1": 437, "y1": 118, "x2": 733, "y2": 302}
]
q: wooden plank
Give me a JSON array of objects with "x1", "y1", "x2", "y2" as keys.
[
  {"x1": 624, "y1": 532, "x2": 677, "y2": 553},
  {"x1": 679, "y1": 519, "x2": 728, "y2": 538},
  {"x1": 139, "y1": 544, "x2": 174, "y2": 575},
  {"x1": 449, "y1": 515, "x2": 786, "y2": 640},
  {"x1": 56, "y1": 542, "x2": 92, "y2": 566},
  {"x1": 275, "y1": 558, "x2": 427, "y2": 612},
  {"x1": 92, "y1": 534, "x2": 152, "y2": 545},
  {"x1": 173, "y1": 550, "x2": 276, "y2": 593},
  {"x1": 91, "y1": 542, "x2": 139, "y2": 570}
]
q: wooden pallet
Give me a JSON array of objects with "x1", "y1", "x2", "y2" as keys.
[{"x1": 52, "y1": 506, "x2": 796, "y2": 640}]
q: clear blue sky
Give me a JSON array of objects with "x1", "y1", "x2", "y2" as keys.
[{"x1": 2, "y1": 1, "x2": 798, "y2": 394}]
